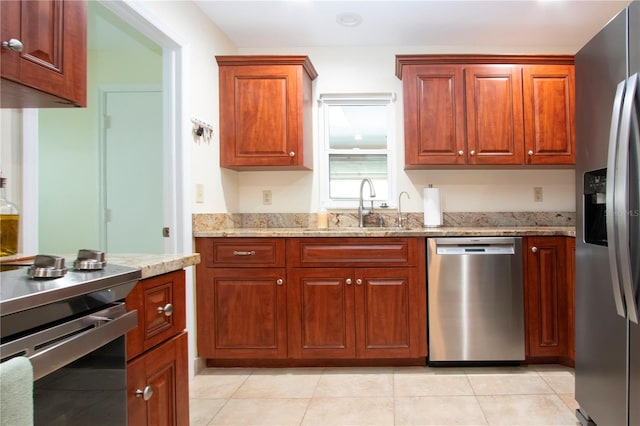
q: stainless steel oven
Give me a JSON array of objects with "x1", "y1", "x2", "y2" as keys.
[{"x1": 0, "y1": 252, "x2": 141, "y2": 425}]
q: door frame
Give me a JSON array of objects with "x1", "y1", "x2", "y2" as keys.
[
  {"x1": 23, "y1": 0, "x2": 194, "y2": 376},
  {"x1": 98, "y1": 0, "x2": 195, "y2": 378},
  {"x1": 98, "y1": 0, "x2": 189, "y2": 257}
]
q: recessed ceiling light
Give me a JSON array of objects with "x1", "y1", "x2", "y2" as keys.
[{"x1": 336, "y1": 12, "x2": 363, "y2": 27}]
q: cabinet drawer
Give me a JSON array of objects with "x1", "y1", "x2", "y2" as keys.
[
  {"x1": 204, "y1": 238, "x2": 285, "y2": 267},
  {"x1": 126, "y1": 270, "x2": 186, "y2": 361},
  {"x1": 288, "y1": 238, "x2": 416, "y2": 267}
]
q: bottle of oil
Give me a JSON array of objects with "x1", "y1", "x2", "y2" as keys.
[{"x1": 0, "y1": 176, "x2": 20, "y2": 256}]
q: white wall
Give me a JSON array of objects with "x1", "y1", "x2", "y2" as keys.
[
  {"x1": 137, "y1": 1, "x2": 239, "y2": 215},
  {"x1": 233, "y1": 45, "x2": 576, "y2": 214}
]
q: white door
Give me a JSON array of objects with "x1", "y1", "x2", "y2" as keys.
[{"x1": 104, "y1": 90, "x2": 164, "y2": 253}]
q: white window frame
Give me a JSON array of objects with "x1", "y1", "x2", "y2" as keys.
[{"x1": 318, "y1": 93, "x2": 397, "y2": 210}]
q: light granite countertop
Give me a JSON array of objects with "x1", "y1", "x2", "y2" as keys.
[
  {"x1": 106, "y1": 253, "x2": 201, "y2": 279},
  {"x1": 194, "y1": 226, "x2": 575, "y2": 238},
  {"x1": 0, "y1": 253, "x2": 201, "y2": 280}
]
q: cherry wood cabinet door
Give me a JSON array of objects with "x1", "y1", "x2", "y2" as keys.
[
  {"x1": 524, "y1": 236, "x2": 569, "y2": 358},
  {"x1": 287, "y1": 268, "x2": 356, "y2": 359},
  {"x1": 523, "y1": 65, "x2": 576, "y2": 165},
  {"x1": 0, "y1": 0, "x2": 86, "y2": 107},
  {"x1": 356, "y1": 267, "x2": 425, "y2": 358},
  {"x1": 126, "y1": 270, "x2": 186, "y2": 361},
  {"x1": 464, "y1": 65, "x2": 525, "y2": 165},
  {"x1": 401, "y1": 65, "x2": 466, "y2": 167},
  {"x1": 197, "y1": 267, "x2": 288, "y2": 359},
  {"x1": 127, "y1": 332, "x2": 189, "y2": 426},
  {"x1": 217, "y1": 56, "x2": 316, "y2": 170}
]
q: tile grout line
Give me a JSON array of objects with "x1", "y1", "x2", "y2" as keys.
[
  {"x1": 298, "y1": 367, "x2": 326, "y2": 426},
  {"x1": 465, "y1": 372, "x2": 491, "y2": 426}
]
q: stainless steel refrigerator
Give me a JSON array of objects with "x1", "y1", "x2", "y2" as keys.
[{"x1": 575, "y1": 1, "x2": 640, "y2": 425}]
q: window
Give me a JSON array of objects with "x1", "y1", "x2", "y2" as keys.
[{"x1": 319, "y1": 93, "x2": 396, "y2": 208}]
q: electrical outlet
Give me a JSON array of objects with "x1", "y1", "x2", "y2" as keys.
[
  {"x1": 195, "y1": 184, "x2": 204, "y2": 203},
  {"x1": 533, "y1": 187, "x2": 543, "y2": 202},
  {"x1": 262, "y1": 190, "x2": 272, "y2": 205}
]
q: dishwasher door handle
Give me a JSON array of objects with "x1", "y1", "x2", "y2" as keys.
[{"x1": 436, "y1": 245, "x2": 515, "y2": 255}]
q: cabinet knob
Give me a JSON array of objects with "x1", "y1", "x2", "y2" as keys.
[
  {"x1": 157, "y1": 303, "x2": 174, "y2": 316},
  {"x1": 458, "y1": 150, "x2": 464, "y2": 156},
  {"x1": 528, "y1": 150, "x2": 534, "y2": 156},
  {"x1": 356, "y1": 278, "x2": 363, "y2": 285},
  {"x1": 346, "y1": 278, "x2": 352, "y2": 285},
  {"x1": 289, "y1": 151, "x2": 296, "y2": 157},
  {"x1": 470, "y1": 150, "x2": 476, "y2": 156},
  {"x1": 277, "y1": 279, "x2": 284, "y2": 285},
  {"x1": 135, "y1": 385, "x2": 154, "y2": 401},
  {"x1": 2, "y1": 38, "x2": 23, "y2": 52},
  {"x1": 531, "y1": 246, "x2": 538, "y2": 253}
]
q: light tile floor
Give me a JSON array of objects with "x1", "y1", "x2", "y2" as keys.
[{"x1": 190, "y1": 364, "x2": 579, "y2": 426}]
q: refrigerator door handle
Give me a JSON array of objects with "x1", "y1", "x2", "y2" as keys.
[
  {"x1": 606, "y1": 79, "x2": 628, "y2": 318},
  {"x1": 616, "y1": 72, "x2": 640, "y2": 324}
]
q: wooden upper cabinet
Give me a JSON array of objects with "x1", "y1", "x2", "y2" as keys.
[
  {"x1": 216, "y1": 56, "x2": 318, "y2": 170},
  {"x1": 465, "y1": 65, "x2": 525, "y2": 165},
  {"x1": 0, "y1": 0, "x2": 87, "y2": 108},
  {"x1": 401, "y1": 65, "x2": 466, "y2": 166},
  {"x1": 396, "y1": 55, "x2": 575, "y2": 167},
  {"x1": 522, "y1": 65, "x2": 576, "y2": 165}
]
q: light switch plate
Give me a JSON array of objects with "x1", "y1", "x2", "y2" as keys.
[{"x1": 195, "y1": 184, "x2": 204, "y2": 203}]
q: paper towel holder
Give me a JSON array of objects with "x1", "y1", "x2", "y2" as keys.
[{"x1": 423, "y1": 184, "x2": 443, "y2": 228}]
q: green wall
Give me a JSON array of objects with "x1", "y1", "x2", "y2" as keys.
[{"x1": 38, "y1": 7, "x2": 162, "y2": 253}]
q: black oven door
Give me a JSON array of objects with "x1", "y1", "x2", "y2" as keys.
[{"x1": 0, "y1": 303, "x2": 137, "y2": 425}]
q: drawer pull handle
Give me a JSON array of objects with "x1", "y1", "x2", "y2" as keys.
[
  {"x1": 136, "y1": 385, "x2": 154, "y2": 401},
  {"x1": 233, "y1": 250, "x2": 256, "y2": 256},
  {"x1": 277, "y1": 279, "x2": 284, "y2": 286},
  {"x1": 157, "y1": 303, "x2": 174, "y2": 316}
]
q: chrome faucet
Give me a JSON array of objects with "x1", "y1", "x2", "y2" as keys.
[
  {"x1": 398, "y1": 191, "x2": 410, "y2": 228},
  {"x1": 358, "y1": 178, "x2": 376, "y2": 227}
]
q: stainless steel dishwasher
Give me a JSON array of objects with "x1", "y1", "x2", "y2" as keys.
[{"x1": 427, "y1": 237, "x2": 524, "y2": 364}]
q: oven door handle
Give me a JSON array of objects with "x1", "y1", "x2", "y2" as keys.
[{"x1": 0, "y1": 304, "x2": 138, "y2": 381}]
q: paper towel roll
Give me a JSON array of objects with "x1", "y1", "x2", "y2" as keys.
[{"x1": 423, "y1": 186, "x2": 442, "y2": 227}]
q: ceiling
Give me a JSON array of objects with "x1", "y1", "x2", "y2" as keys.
[{"x1": 193, "y1": 0, "x2": 630, "y2": 53}]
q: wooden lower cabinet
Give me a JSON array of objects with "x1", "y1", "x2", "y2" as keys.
[
  {"x1": 287, "y1": 267, "x2": 424, "y2": 359},
  {"x1": 196, "y1": 267, "x2": 288, "y2": 359},
  {"x1": 524, "y1": 236, "x2": 574, "y2": 363},
  {"x1": 126, "y1": 270, "x2": 189, "y2": 425},
  {"x1": 126, "y1": 270, "x2": 186, "y2": 360},
  {"x1": 127, "y1": 332, "x2": 189, "y2": 426},
  {"x1": 195, "y1": 237, "x2": 427, "y2": 365}
]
